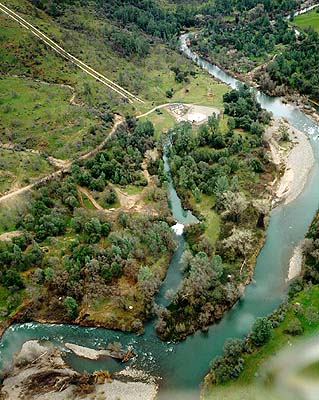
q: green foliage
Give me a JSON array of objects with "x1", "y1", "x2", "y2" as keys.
[
  {"x1": 166, "y1": 89, "x2": 174, "y2": 98},
  {"x1": 63, "y1": 296, "x2": 78, "y2": 319},
  {"x1": 250, "y1": 317, "x2": 272, "y2": 346},
  {"x1": 260, "y1": 31, "x2": 319, "y2": 100},
  {"x1": 288, "y1": 276, "x2": 304, "y2": 297},
  {"x1": 72, "y1": 121, "x2": 154, "y2": 189},
  {"x1": 223, "y1": 85, "x2": 270, "y2": 133},
  {"x1": 2, "y1": 269, "x2": 24, "y2": 289},
  {"x1": 192, "y1": 2, "x2": 298, "y2": 74},
  {"x1": 106, "y1": 27, "x2": 150, "y2": 57},
  {"x1": 210, "y1": 338, "x2": 245, "y2": 384},
  {"x1": 284, "y1": 318, "x2": 304, "y2": 336}
]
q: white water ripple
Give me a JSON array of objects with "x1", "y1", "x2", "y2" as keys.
[{"x1": 171, "y1": 223, "x2": 184, "y2": 236}]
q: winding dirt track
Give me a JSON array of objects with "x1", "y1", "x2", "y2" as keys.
[
  {"x1": 0, "y1": 116, "x2": 124, "y2": 204},
  {"x1": 137, "y1": 104, "x2": 172, "y2": 119},
  {"x1": 0, "y1": 2, "x2": 144, "y2": 104}
]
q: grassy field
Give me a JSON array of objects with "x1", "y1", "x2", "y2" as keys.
[
  {"x1": 203, "y1": 285, "x2": 319, "y2": 400},
  {"x1": 190, "y1": 194, "x2": 220, "y2": 248},
  {"x1": 0, "y1": 148, "x2": 53, "y2": 195},
  {"x1": 172, "y1": 73, "x2": 228, "y2": 108},
  {"x1": 141, "y1": 109, "x2": 177, "y2": 140},
  {"x1": 293, "y1": 8, "x2": 319, "y2": 33},
  {"x1": 0, "y1": 76, "x2": 106, "y2": 160},
  {"x1": 1, "y1": 0, "x2": 230, "y2": 112}
]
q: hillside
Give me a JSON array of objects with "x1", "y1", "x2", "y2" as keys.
[{"x1": 0, "y1": 0, "x2": 225, "y2": 204}]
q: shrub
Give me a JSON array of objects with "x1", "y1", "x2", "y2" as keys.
[
  {"x1": 284, "y1": 318, "x2": 304, "y2": 336},
  {"x1": 63, "y1": 296, "x2": 78, "y2": 319},
  {"x1": 288, "y1": 277, "x2": 304, "y2": 298},
  {"x1": 210, "y1": 354, "x2": 244, "y2": 384},
  {"x1": 250, "y1": 317, "x2": 272, "y2": 346}
]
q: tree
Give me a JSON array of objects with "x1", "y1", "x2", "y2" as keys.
[
  {"x1": 166, "y1": 89, "x2": 173, "y2": 98},
  {"x1": 2, "y1": 269, "x2": 24, "y2": 289},
  {"x1": 250, "y1": 317, "x2": 272, "y2": 346},
  {"x1": 221, "y1": 191, "x2": 247, "y2": 222},
  {"x1": 223, "y1": 338, "x2": 245, "y2": 358},
  {"x1": 284, "y1": 318, "x2": 304, "y2": 336},
  {"x1": 222, "y1": 228, "x2": 254, "y2": 260},
  {"x1": 63, "y1": 296, "x2": 78, "y2": 319}
]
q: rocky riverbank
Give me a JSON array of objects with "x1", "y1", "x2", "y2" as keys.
[{"x1": 0, "y1": 340, "x2": 158, "y2": 400}]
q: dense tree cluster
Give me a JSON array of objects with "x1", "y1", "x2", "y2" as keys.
[
  {"x1": 30, "y1": 0, "x2": 207, "y2": 56},
  {"x1": 155, "y1": 89, "x2": 275, "y2": 340},
  {"x1": 71, "y1": 120, "x2": 154, "y2": 190},
  {"x1": 0, "y1": 118, "x2": 175, "y2": 329},
  {"x1": 256, "y1": 30, "x2": 319, "y2": 100},
  {"x1": 0, "y1": 234, "x2": 43, "y2": 317},
  {"x1": 0, "y1": 234, "x2": 42, "y2": 290},
  {"x1": 105, "y1": 27, "x2": 150, "y2": 57},
  {"x1": 303, "y1": 211, "x2": 319, "y2": 283},
  {"x1": 156, "y1": 251, "x2": 240, "y2": 340},
  {"x1": 192, "y1": 0, "x2": 318, "y2": 101},
  {"x1": 208, "y1": 314, "x2": 274, "y2": 384},
  {"x1": 209, "y1": 338, "x2": 245, "y2": 384},
  {"x1": 223, "y1": 84, "x2": 272, "y2": 133},
  {"x1": 210, "y1": 0, "x2": 300, "y2": 16},
  {"x1": 168, "y1": 88, "x2": 272, "y2": 210},
  {"x1": 192, "y1": 5, "x2": 296, "y2": 73},
  {"x1": 11, "y1": 176, "x2": 175, "y2": 326}
]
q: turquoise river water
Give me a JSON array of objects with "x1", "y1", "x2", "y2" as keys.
[{"x1": 0, "y1": 34, "x2": 319, "y2": 400}]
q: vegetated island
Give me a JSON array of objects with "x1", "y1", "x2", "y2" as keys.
[
  {"x1": 0, "y1": 0, "x2": 316, "y2": 345},
  {"x1": 0, "y1": 0, "x2": 318, "y2": 397}
]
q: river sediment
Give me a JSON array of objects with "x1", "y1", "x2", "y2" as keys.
[
  {"x1": 1, "y1": 340, "x2": 158, "y2": 400},
  {"x1": 1, "y1": 27, "x2": 319, "y2": 400},
  {"x1": 264, "y1": 118, "x2": 315, "y2": 206}
]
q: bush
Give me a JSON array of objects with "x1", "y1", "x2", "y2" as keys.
[
  {"x1": 210, "y1": 354, "x2": 244, "y2": 384},
  {"x1": 250, "y1": 317, "x2": 272, "y2": 346},
  {"x1": 305, "y1": 306, "x2": 319, "y2": 325},
  {"x1": 223, "y1": 338, "x2": 245, "y2": 357},
  {"x1": 63, "y1": 296, "x2": 78, "y2": 319},
  {"x1": 284, "y1": 318, "x2": 304, "y2": 336},
  {"x1": 288, "y1": 277, "x2": 304, "y2": 298},
  {"x1": 165, "y1": 89, "x2": 173, "y2": 98},
  {"x1": 210, "y1": 337, "x2": 246, "y2": 384}
]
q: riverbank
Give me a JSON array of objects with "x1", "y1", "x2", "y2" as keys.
[
  {"x1": 201, "y1": 211, "x2": 319, "y2": 400},
  {"x1": 0, "y1": 340, "x2": 158, "y2": 400},
  {"x1": 187, "y1": 38, "x2": 319, "y2": 129},
  {"x1": 264, "y1": 118, "x2": 315, "y2": 206},
  {"x1": 266, "y1": 117, "x2": 313, "y2": 280},
  {"x1": 287, "y1": 242, "x2": 304, "y2": 281}
]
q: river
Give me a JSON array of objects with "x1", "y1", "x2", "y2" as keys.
[{"x1": 1, "y1": 34, "x2": 319, "y2": 400}]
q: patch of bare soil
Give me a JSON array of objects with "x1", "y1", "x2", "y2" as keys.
[
  {"x1": 0, "y1": 230, "x2": 23, "y2": 241},
  {"x1": 167, "y1": 103, "x2": 220, "y2": 125}
]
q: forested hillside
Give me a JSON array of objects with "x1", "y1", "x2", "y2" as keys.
[
  {"x1": 30, "y1": 0, "x2": 203, "y2": 44},
  {"x1": 192, "y1": 0, "x2": 319, "y2": 101}
]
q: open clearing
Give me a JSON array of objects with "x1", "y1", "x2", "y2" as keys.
[
  {"x1": 293, "y1": 8, "x2": 319, "y2": 32},
  {"x1": 167, "y1": 103, "x2": 220, "y2": 125},
  {"x1": 0, "y1": 77, "x2": 104, "y2": 160}
]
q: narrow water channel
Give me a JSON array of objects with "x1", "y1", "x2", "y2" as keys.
[{"x1": 1, "y1": 34, "x2": 319, "y2": 400}]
